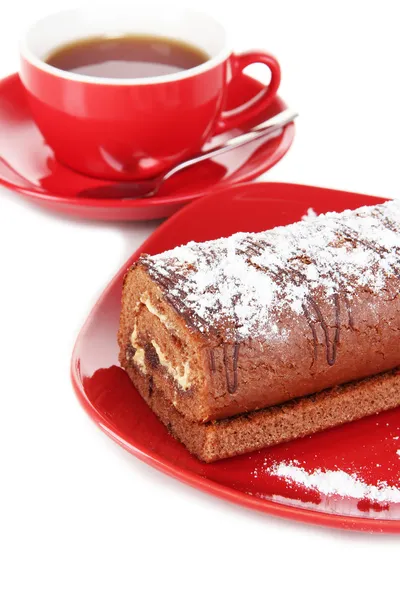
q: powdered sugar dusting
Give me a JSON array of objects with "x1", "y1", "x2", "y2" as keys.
[
  {"x1": 266, "y1": 460, "x2": 400, "y2": 503},
  {"x1": 141, "y1": 199, "x2": 400, "y2": 340},
  {"x1": 302, "y1": 207, "x2": 318, "y2": 221}
]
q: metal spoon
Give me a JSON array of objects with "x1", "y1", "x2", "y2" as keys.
[{"x1": 77, "y1": 108, "x2": 298, "y2": 200}]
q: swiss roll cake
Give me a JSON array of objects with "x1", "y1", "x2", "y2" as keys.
[{"x1": 118, "y1": 199, "x2": 400, "y2": 461}]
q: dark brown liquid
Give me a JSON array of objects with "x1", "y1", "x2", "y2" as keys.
[{"x1": 46, "y1": 35, "x2": 209, "y2": 78}]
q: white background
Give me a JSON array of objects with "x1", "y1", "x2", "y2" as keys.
[{"x1": 1, "y1": 1, "x2": 400, "y2": 598}]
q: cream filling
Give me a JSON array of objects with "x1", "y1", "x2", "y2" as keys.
[
  {"x1": 128, "y1": 294, "x2": 191, "y2": 389},
  {"x1": 151, "y1": 340, "x2": 191, "y2": 391},
  {"x1": 130, "y1": 325, "x2": 147, "y2": 373},
  {"x1": 140, "y1": 293, "x2": 179, "y2": 332}
]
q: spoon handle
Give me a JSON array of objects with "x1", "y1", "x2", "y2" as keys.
[{"x1": 163, "y1": 109, "x2": 298, "y2": 183}]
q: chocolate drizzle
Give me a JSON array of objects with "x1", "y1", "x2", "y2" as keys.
[
  {"x1": 244, "y1": 241, "x2": 343, "y2": 366},
  {"x1": 209, "y1": 349, "x2": 216, "y2": 372},
  {"x1": 300, "y1": 294, "x2": 341, "y2": 366},
  {"x1": 341, "y1": 225, "x2": 388, "y2": 258},
  {"x1": 380, "y1": 215, "x2": 400, "y2": 234},
  {"x1": 140, "y1": 200, "x2": 400, "y2": 380},
  {"x1": 149, "y1": 269, "x2": 185, "y2": 290},
  {"x1": 308, "y1": 293, "x2": 340, "y2": 366},
  {"x1": 223, "y1": 343, "x2": 240, "y2": 394},
  {"x1": 340, "y1": 225, "x2": 400, "y2": 278},
  {"x1": 245, "y1": 239, "x2": 269, "y2": 255},
  {"x1": 149, "y1": 269, "x2": 212, "y2": 331},
  {"x1": 344, "y1": 294, "x2": 355, "y2": 330},
  {"x1": 302, "y1": 302, "x2": 318, "y2": 363}
]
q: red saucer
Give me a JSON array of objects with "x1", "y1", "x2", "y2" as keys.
[
  {"x1": 71, "y1": 182, "x2": 400, "y2": 532},
  {"x1": 0, "y1": 74, "x2": 294, "y2": 221}
]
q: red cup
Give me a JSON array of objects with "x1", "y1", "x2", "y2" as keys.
[{"x1": 20, "y1": 8, "x2": 281, "y2": 181}]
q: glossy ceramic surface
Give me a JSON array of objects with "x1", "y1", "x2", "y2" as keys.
[
  {"x1": 20, "y1": 8, "x2": 280, "y2": 180},
  {"x1": 0, "y1": 73, "x2": 293, "y2": 220},
  {"x1": 71, "y1": 182, "x2": 400, "y2": 533}
]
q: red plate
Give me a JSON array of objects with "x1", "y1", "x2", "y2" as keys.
[
  {"x1": 71, "y1": 182, "x2": 400, "y2": 532},
  {"x1": 0, "y1": 73, "x2": 294, "y2": 221}
]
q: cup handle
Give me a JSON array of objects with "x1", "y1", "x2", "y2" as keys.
[{"x1": 214, "y1": 51, "x2": 281, "y2": 135}]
